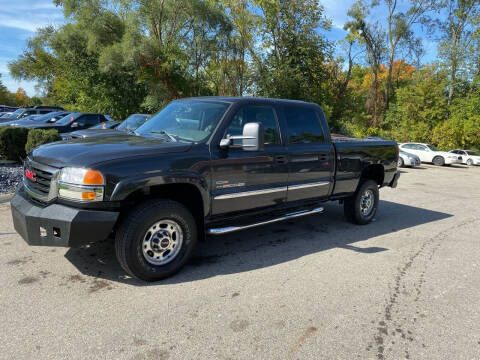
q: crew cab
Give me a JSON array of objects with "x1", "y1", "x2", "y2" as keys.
[{"x1": 11, "y1": 97, "x2": 399, "y2": 281}]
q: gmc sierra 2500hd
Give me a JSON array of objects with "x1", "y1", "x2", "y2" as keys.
[{"x1": 11, "y1": 97, "x2": 399, "y2": 281}]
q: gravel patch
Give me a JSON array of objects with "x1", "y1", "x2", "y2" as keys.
[{"x1": 0, "y1": 163, "x2": 22, "y2": 195}]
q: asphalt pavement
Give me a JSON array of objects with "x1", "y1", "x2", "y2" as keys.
[{"x1": 0, "y1": 164, "x2": 479, "y2": 360}]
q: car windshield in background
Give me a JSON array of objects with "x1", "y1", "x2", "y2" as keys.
[
  {"x1": 135, "y1": 101, "x2": 230, "y2": 142},
  {"x1": 26, "y1": 112, "x2": 64, "y2": 122},
  {"x1": 55, "y1": 113, "x2": 78, "y2": 126},
  {"x1": 9, "y1": 109, "x2": 24, "y2": 118},
  {"x1": 466, "y1": 151, "x2": 480, "y2": 156},
  {"x1": 117, "y1": 114, "x2": 150, "y2": 132}
]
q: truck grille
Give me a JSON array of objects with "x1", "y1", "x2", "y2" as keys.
[{"x1": 24, "y1": 158, "x2": 57, "y2": 200}]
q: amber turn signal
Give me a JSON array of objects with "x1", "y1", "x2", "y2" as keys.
[
  {"x1": 81, "y1": 192, "x2": 98, "y2": 200},
  {"x1": 83, "y1": 170, "x2": 104, "y2": 185}
]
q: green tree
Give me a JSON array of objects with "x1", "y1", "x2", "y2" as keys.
[
  {"x1": 437, "y1": 0, "x2": 480, "y2": 105},
  {"x1": 254, "y1": 0, "x2": 332, "y2": 106}
]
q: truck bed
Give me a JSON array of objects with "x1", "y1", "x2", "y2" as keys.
[{"x1": 331, "y1": 137, "x2": 398, "y2": 197}]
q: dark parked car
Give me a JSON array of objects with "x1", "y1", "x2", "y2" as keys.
[
  {"x1": 0, "y1": 105, "x2": 18, "y2": 113},
  {"x1": 61, "y1": 121, "x2": 120, "y2": 140},
  {"x1": 11, "y1": 97, "x2": 399, "y2": 281},
  {"x1": 61, "y1": 113, "x2": 149, "y2": 140},
  {"x1": 26, "y1": 112, "x2": 112, "y2": 133},
  {"x1": 0, "y1": 106, "x2": 64, "y2": 123},
  {"x1": 1, "y1": 111, "x2": 71, "y2": 128}
]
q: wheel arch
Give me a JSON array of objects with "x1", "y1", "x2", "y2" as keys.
[
  {"x1": 111, "y1": 177, "x2": 209, "y2": 239},
  {"x1": 359, "y1": 164, "x2": 385, "y2": 187}
]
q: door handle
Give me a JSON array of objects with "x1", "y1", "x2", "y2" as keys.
[{"x1": 275, "y1": 155, "x2": 288, "y2": 164}]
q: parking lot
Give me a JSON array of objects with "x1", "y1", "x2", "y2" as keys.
[{"x1": 0, "y1": 164, "x2": 479, "y2": 359}]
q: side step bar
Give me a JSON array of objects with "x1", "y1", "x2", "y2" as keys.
[{"x1": 207, "y1": 206, "x2": 324, "y2": 235}]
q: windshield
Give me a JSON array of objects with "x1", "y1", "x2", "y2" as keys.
[
  {"x1": 55, "y1": 113, "x2": 78, "y2": 126},
  {"x1": 33, "y1": 111, "x2": 68, "y2": 122},
  {"x1": 427, "y1": 145, "x2": 439, "y2": 151},
  {"x1": 466, "y1": 150, "x2": 480, "y2": 156},
  {"x1": 117, "y1": 114, "x2": 150, "y2": 132},
  {"x1": 10, "y1": 108, "x2": 25, "y2": 119},
  {"x1": 135, "y1": 100, "x2": 230, "y2": 142}
]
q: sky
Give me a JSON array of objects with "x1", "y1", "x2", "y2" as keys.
[{"x1": 0, "y1": 0, "x2": 439, "y2": 97}]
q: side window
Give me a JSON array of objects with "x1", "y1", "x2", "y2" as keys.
[
  {"x1": 284, "y1": 106, "x2": 325, "y2": 144},
  {"x1": 77, "y1": 114, "x2": 99, "y2": 126},
  {"x1": 403, "y1": 144, "x2": 414, "y2": 150},
  {"x1": 416, "y1": 145, "x2": 427, "y2": 151},
  {"x1": 225, "y1": 105, "x2": 280, "y2": 145},
  {"x1": 39, "y1": 110, "x2": 51, "y2": 114}
]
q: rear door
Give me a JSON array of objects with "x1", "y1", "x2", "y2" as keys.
[
  {"x1": 210, "y1": 104, "x2": 288, "y2": 215},
  {"x1": 281, "y1": 105, "x2": 334, "y2": 202}
]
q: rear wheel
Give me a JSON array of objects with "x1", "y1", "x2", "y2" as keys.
[
  {"x1": 467, "y1": 158, "x2": 473, "y2": 166},
  {"x1": 397, "y1": 157, "x2": 404, "y2": 168},
  {"x1": 344, "y1": 180, "x2": 379, "y2": 225},
  {"x1": 432, "y1": 156, "x2": 445, "y2": 166},
  {"x1": 115, "y1": 199, "x2": 197, "y2": 282}
]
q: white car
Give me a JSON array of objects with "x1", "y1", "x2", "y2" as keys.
[
  {"x1": 449, "y1": 149, "x2": 480, "y2": 166},
  {"x1": 398, "y1": 143, "x2": 462, "y2": 166},
  {"x1": 398, "y1": 150, "x2": 421, "y2": 167}
]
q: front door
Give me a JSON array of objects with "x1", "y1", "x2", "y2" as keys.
[
  {"x1": 210, "y1": 104, "x2": 288, "y2": 216},
  {"x1": 281, "y1": 105, "x2": 334, "y2": 202}
]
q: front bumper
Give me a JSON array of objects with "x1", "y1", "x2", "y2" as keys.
[
  {"x1": 404, "y1": 157, "x2": 420, "y2": 167},
  {"x1": 11, "y1": 189, "x2": 119, "y2": 247}
]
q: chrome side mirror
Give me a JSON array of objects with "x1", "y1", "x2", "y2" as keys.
[{"x1": 220, "y1": 122, "x2": 264, "y2": 152}]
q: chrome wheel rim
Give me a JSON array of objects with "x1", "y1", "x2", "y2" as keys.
[
  {"x1": 360, "y1": 189, "x2": 375, "y2": 216},
  {"x1": 397, "y1": 158, "x2": 403, "y2": 166},
  {"x1": 142, "y1": 220, "x2": 183, "y2": 266}
]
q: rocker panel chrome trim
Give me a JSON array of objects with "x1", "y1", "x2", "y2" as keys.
[{"x1": 207, "y1": 206, "x2": 324, "y2": 234}]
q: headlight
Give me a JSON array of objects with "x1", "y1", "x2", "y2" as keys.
[{"x1": 58, "y1": 167, "x2": 104, "y2": 201}]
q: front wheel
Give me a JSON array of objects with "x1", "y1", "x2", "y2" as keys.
[
  {"x1": 115, "y1": 199, "x2": 198, "y2": 282},
  {"x1": 432, "y1": 156, "x2": 445, "y2": 166},
  {"x1": 397, "y1": 157, "x2": 404, "y2": 168},
  {"x1": 344, "y1": 180, "x2": 379, "y2": 225},
  {"x1": 467, "y1": 158, "x2": 473, "y2": 166}
]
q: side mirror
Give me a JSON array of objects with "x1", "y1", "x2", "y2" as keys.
[
  {"x1": 220, "y1": 122, "x2": 264, "y2": 152},
  {"x1": 71, "y1": 122, "x2": 78, "y2": 128}
]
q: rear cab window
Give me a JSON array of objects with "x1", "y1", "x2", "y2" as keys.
[{"x1": 283, "y1": 105, "x2": 325, "y2": 144}]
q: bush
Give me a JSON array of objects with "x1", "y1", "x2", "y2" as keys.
[
  {"x1": 25, "y1": 129, "x2": 61, "y2": 154},
  {"x1": 0, "y1": 127, "x2": 29, "y2": 161}
]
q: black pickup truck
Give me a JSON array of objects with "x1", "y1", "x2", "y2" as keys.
[{"x1": 11, "y1": 97, "x2": 399, "y2": 281}]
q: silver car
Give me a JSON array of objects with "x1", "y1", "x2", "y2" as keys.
[{"x1": 398, "y1": 150, "x2": 421, "y2": 168}]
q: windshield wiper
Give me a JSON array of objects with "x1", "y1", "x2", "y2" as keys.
[{"x1": 150, "y1": 130, "x2": 178, "y2": 142}]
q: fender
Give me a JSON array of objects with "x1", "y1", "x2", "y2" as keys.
[{"x1": 109, "y1": 170, "x2": 211, "y2": 216}]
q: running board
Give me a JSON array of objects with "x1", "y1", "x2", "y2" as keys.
[{"x1": 207, "y1": 207, "x2": 325, "y2": 235}]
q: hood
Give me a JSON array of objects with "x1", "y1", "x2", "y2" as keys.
[
  {"x1": 64, "y1": 129, "x2": 123, "y2": 139},
  {"x1": 31, "y1": 134, "x2": 192, "y2": 168}
]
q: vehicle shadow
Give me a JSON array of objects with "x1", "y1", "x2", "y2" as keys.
[{"x1": 64, "y1": 200, "x2": 452, "y2": 286}]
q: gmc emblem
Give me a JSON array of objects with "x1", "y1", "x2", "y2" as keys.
[{"x1": 25, "y1": 168, "x2": 36, "y2": 182}]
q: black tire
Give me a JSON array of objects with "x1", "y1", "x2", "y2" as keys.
[
  {"x1": 397, "y1": 157, "x2": 404, "y2": 168},
  {"x1": 432, "y1": 156, "x2": 445, "y2": 166},
  {"x1": 467, "y1": 158, "x2": 473, "y2": 166},
  {"x1": 115, "y1": 199, "x2": 197, "y2": 282},
  {"x1": 344, "y1": 180, "x2": 379, "y2": 225}
]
